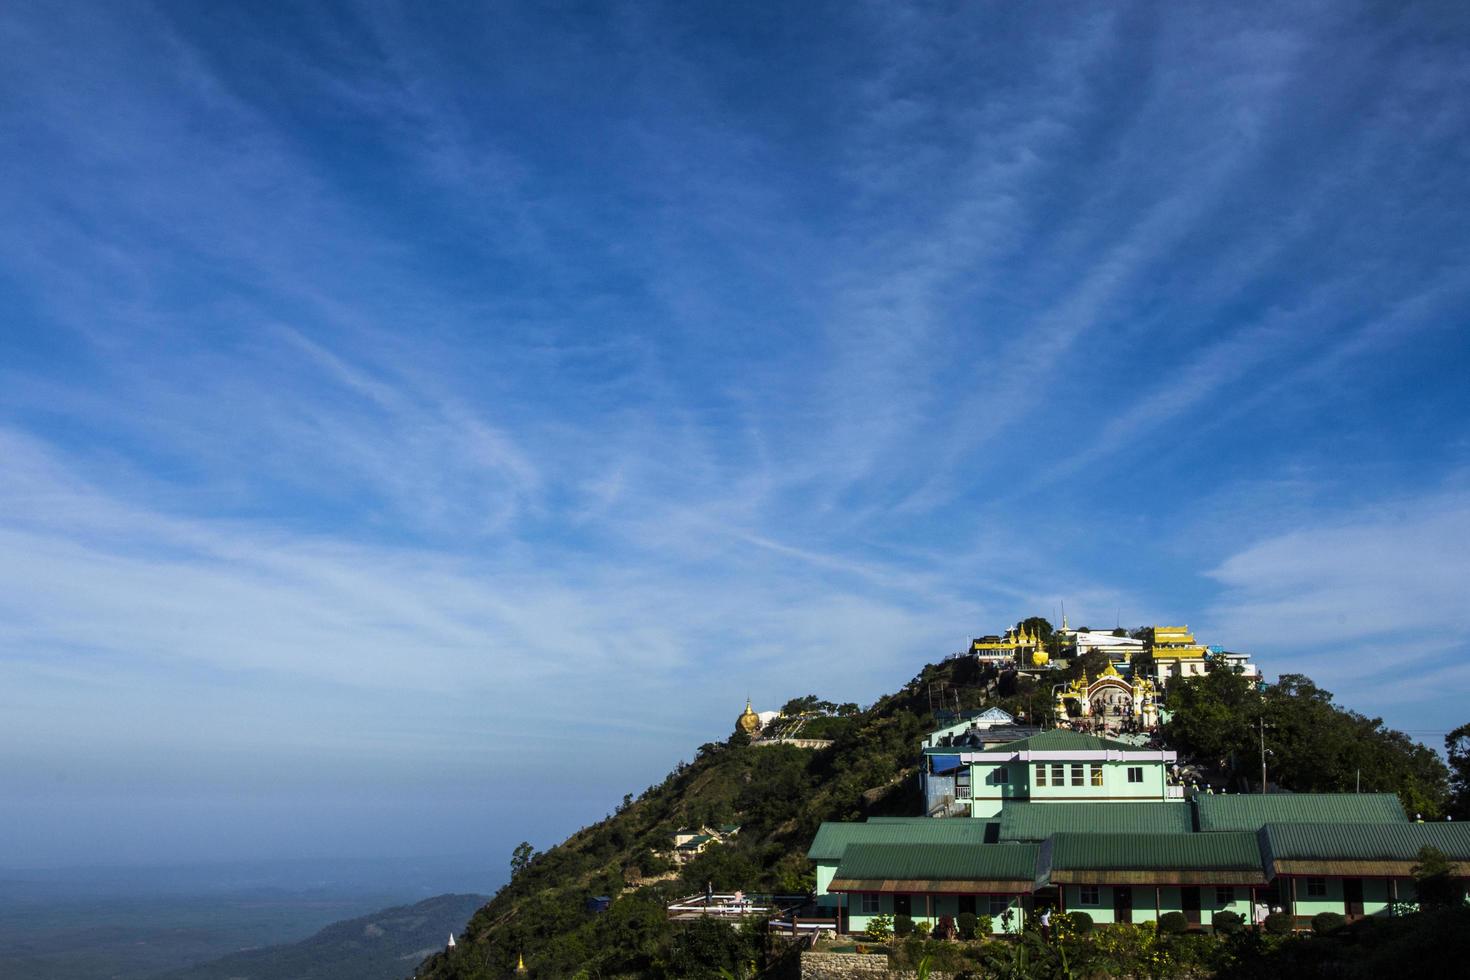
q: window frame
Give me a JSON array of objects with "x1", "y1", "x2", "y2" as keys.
[
  {"x1": 860, "y1": 893, "x2": 881, "y2": 915},
  {"x1": 1070, "y1": 763, "x2": 1084, "y2": 787},
  {"x1": 1216, "y1": 886, "x2": 1234, "y2": 905},
  {"x1": 1306, "y1": 878, "x2": 1327, "y2": 898},
  {"x1": 1079, "y1": 885, "x2": 1100, "y2": 906},
  {"x1": 1051, "y1": 763, "x2": 1065, "y2": 785},
  {"x1": 1035, "y1": 763, "x2": 1047, "y2": 787},
  {"x1": 1090, "y1": 764, "x2": 1103, "y2": 787},
  {"x1": 1127, "y1": 766, "x2": 1144, "y2": 784}
]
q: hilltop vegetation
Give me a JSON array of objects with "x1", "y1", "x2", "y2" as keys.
[{"x1": 415, "y1": 655, "x2": 1454, "y2": 979}]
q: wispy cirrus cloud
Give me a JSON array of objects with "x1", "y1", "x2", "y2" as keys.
[{"x1": 2, "y1": 0, "x2": 1469, "y2": 867}]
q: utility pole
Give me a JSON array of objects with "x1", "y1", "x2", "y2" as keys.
[{"x1": 1259, "y1": 716, "x2": 1268, "y2": 795}]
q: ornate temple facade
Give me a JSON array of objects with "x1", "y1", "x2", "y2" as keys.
[{"x1": 1055, "y1": 662, "x2": 1159, "y2": 730}]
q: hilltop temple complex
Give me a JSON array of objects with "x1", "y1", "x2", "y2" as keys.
[{"x1": 801, "y1": 614, "x2": 1465, "y2": 937}]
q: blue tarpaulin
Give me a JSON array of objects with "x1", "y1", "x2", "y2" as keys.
[{"x1": 931, "y1": 755, "x2": 963, "y2": 773}]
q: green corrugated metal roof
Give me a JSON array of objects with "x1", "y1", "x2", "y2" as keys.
[
  {"x1": 997, "y1": 802, "x2": 1195, "y2": 841},
  {"x1": 990, "y1": 730, "x2": 1144, "y2": 752},
  {"x1": 1195, "y1": 793, "x2": 1406, "y2": 832},
  {"x1": 1046, "y1": 832, "x2": 1262, "y2": 871},
  {"x1": 1262, "y1": 821, "x2": 1470, "y2": 862},
  {"x1": 834, "y1": 842, "x2": 1039, "y2": 881},
  {"x1": 807, "y1": 819, "x2": 991, "y2": 861}
]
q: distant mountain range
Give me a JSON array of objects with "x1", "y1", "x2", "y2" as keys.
[{"x1": 151, "y1": 893, "x2": 487, "y2": 980}]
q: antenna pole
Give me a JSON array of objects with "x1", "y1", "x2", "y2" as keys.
[{"x1": 1259, "y1": 716, "x2": 1267, "y2": 795}]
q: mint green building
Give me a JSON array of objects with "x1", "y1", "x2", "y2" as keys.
[
  {"x1": 827, "y1": 842, "x2": 1037, "y2": 935},
  {"x1": 1041, "y1": 832, "x2": 1265, "y2": 925},
  {"x1": 814, "y1": 716, "x2": 1468, "y2": 935},
  {"x1": 922, "y1": 731, "x2": 1180, "y2": 818}
]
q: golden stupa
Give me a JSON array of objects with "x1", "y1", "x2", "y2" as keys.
[{"x1": 737, "y1": 699, "x2": 762, "y2": 734}]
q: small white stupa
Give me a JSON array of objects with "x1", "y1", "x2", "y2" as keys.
[{"x1": 447, "y1": 932, "x2": 456, "y2": 948}]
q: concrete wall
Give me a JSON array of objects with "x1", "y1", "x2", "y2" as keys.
[{"x1": 799, "y1": 951, "x2": 957, "y2": 979}]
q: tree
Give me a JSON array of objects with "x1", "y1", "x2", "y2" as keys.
[
  {"x1": 1446, "y1": 723, "x2": 1470, "y2": 819},
  {"x1": 781, "y1": 694, "x2": 821, "y2": 716},
  {"x1": 1020, "y1": 616, "x2": 1054, "y2": 640},
  {"x1": 1164, "y1": 669, "x2": 1450, "y2": 811},
  {"x1": 667, "y1": 917, "x2": 757, "y2": 980},
  {"x1": 510, "y1": 841, "x2": 537, "y2": 878},
  {"x1": 1412, "y1": 845, "x2": 1463, "y2": 907}
]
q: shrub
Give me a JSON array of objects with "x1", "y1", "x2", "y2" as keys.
[
  {"x1": 1312, "y1": 911, "x2": 1347, "y2": 935},
  {"x1": 1211, "y1": 910, "x2": 1244, "y2": 935},
  {"x1": 1159, "y1": 911, "x2": 1189, "y2": 934},
  {"x1": 956, "y1": 912, "x2": 977, "y2": 940},
  {"x1": 913, "y1": 919, "x2": 932, "y2": 939},
  {"x1": 976, "y1": 913, "x2": 993, "y2": 937},
  {"x1": 864, "y1": 913, "x2": 893, "y2": 942},
  {"x1": 1264, "y1": 911, "x2": 1295, "y2": 935},
  {"x1": 1061, "y1": 910, "x2": 1093, "y2": 934},
  {"x1": 894, "y1": 913, "x2": 914, "y2": 937}
]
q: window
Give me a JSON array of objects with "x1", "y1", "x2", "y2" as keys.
[
  {"x1": 991, "y1": 766, "x2": 1009, "y2": 785},
  {"x1": 1127, "y1": 766, "x2": 1144, "y2": 783},
  {"x1": 988, "y1": 895, "x2": 1011, "y2": 916},
  {"x1": 1070, "y1": 763, "x2": 1084, "y2": 786},
  {"x1": 860, "y1": 893, "x2": 881, "y2": 915},
  {"x1": 1051, "y1": 763, "x2": 1065, "y2": 785},
  {"x1": 1216, "y1": 887, "x2": 1234, "y2": 905},
  {"x1": 1090, "y1": 764, "x2": 1103, "y2": 787},
  {"x1": 1306, "y1": 878, "x2": 1327, "y2": 898},
  {"x1": 957, "y1": 770, "x2": 971, "y2": 796},
  {"x1": 1079, "y1": 885, "x2": 1100, "y2": 905},
  {"x1": 958, "y1": 895, "x2": 976, "y2": 916},
  {"x1": 1035, "y1": 764, "x2": 1047, "y2": 786}
]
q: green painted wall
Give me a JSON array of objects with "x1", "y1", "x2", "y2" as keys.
[
  {"x1": 815, "y1": 861, "x2": 838, "y2": 907},
  {"x1": 1063, "y1": 884, "x2": 1253, "y2": 927},
  {"x1": 1285, "y1": 877, "x2": 1396, "y2": 918},
  {"x1": 966, "y1": 759, "x2": 1171, "y2": 815},
  {"x1": 844, "y1": 894, "x2": 1025, "y2": 934}
]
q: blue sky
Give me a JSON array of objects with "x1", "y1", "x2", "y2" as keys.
[{"x1": 2, "y1": 1, "x2": 1469, "y2": 872}]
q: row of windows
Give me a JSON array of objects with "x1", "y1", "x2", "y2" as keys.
[
  {"x1": 858, "y1": 894, "x2": 1013, "y2": 915},
  {"x1": 864, "y1": 882, "x2": 1336, "y2": 916},
  {"x1": 1076, "y1": 886, "x2": 1239, "y2": 905},
  {"x1": 1032, "y1": 764, "x2": 1144, "y2": 787}
]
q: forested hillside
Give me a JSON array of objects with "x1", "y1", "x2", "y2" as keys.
[{"x1": 414, "y1": 655, "x2": 1459, "y2": 980}]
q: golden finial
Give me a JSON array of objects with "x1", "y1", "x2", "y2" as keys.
[{"x1": 516, "y1": 951, "x2": 527, "y2": 973}]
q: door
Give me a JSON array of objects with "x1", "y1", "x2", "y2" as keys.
[
  {"x1": 1344, "y1": 879, "x2": 1364, "y2": 919},
  {"x1": 1182, "y1": 886, "x2": 1201, "y2": 927},
  {"x1": 894, "y1": 894, "x2": 911, "y2": 917},
  {"x1": 1113, "y1": 886, "x2": 1133, "y2": 924},
  {"x1": 958, "y1": 895, "x2": 976, "y2": 916}
]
